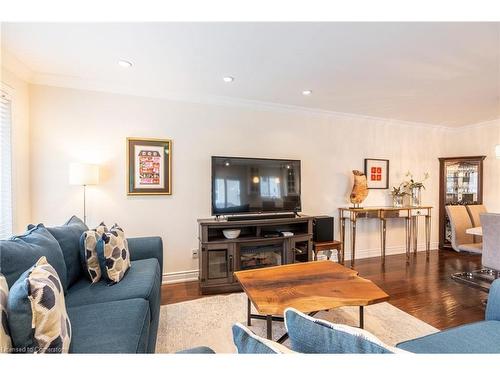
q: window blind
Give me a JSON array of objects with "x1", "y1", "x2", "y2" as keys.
[{"x1": 0, "y1": 89, "x2": 13, "y2": 239}]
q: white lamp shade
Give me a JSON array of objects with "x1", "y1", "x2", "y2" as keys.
[
  {"x1": 69, "y1": 163, "x2": 99, "y2": 185},
  {"x1": 496, "y1": 145, "x2": 500, "y2": 159}
]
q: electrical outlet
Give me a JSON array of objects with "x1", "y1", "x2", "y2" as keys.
[{"x1": 192, "y1": 249, "x2": 199, "y2": 259}]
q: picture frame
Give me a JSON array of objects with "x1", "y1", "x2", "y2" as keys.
[
  {"x1": 364, "y1": 158, "x2": 389, "y2": 189},
  {"x1": 127, "y1": 137, "x2": 172, "y2": 195}
]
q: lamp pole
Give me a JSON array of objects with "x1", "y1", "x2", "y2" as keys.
[{"x1": 83, "y1": 184, "x2": 87, "y2": 225}]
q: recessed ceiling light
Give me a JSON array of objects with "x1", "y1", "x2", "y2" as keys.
[
  {"x1": 223, "y1": 76, "x2": 234, "y2": 83},
  {"x1": 118, "y1": 60, "x2": 133, "y2": 68},
  {"x1": 302, "y1": 90, "x2": 312, "y2": 96}
]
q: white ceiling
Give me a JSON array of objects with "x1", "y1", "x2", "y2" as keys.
[{"x1": 2, "y1": 22, "x2": 500, "y2": 127}]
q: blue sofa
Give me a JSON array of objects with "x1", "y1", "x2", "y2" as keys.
[
  {"x1": 396, "y1": 278, "x2": 500, "y2": 353},
  {"x1": 0, "y1": 217, "x2": 163, "y2": 353}
]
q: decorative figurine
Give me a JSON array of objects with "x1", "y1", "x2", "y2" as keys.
[{"x1": 350, "y1": 170, "x2": 368, "y2": 208}]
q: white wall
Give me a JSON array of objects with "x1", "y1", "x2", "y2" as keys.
[
  {"x1": 29, "y1": 84, "x2": 448, "y2": 278},
  {"x1": 0, "y1": 68, "x2": 31, "y2": 234},
  {"x1": 449, "y1": 119, "x2": 500, "y2": 211}
]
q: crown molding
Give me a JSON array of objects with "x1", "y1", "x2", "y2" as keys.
[
  {"x1": 30, "y1": 71, "x2": 455, "y2": 131},
  {"x1": 452, "y1": 117, "x2": 500, "y2": 132},
  {"x1": 0, "y1": 49, "x2": 34, "y2": 83}
]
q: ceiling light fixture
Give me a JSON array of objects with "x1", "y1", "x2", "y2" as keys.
[
  {"x1": 223, "y1": 76, "x2": 234, "y2": 83},
  {"x1": 302, "y1": 90, "x2": 312, "y2": 96},
  {"x1": 118, "y1": 60, "x2": 133, "y2": 68}
]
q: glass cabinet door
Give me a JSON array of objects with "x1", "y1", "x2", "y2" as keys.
[{"x1": 445, "y1": 160, "x2": 481, "y2": 205}]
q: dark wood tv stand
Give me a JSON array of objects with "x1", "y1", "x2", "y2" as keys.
[{"x1": 198, "y1": 215, "x2": 313, "y2": 294}]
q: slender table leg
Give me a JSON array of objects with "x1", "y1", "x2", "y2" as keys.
[
  {"x1": 247, "y1": 298, "x2": 252, "y2": 326},
  {"x1": 380, "y1": 218, "x2": 387, "y2": 263},
  {"x1": 425, "y1": 214, "x2": 431, "y2": 260},
  {"x1": 359, "y1": 306, "x2": 364, "y2": 329},
  {"x1": 405, "y1": 216, "x2": 411, "y2": 264},
  {"x1": 413, "y1": 216, "x2": 418, "y2": 253},
  {"x1": 266, "y1": 315, "x2": 272, "y2": 340},
  {"x1": 340, "y1": 216, "x2": 346, "y2": 264},
  {"x1": 350, "y1": 218, "x2": 357, "y2": 267}
]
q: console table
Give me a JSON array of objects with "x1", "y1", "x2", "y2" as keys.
[{"x1": 338, "y1": 206, "x2": 432, "y2": 265}]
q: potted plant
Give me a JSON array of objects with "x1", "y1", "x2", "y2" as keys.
[
  {"x1": 390, "y1": 183, "x2": 408, "y2": 207},
  {"x1": 403, "y1": 172, "x2": 429, "y2": 207}
]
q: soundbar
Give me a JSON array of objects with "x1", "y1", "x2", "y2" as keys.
[{"x1": 227, "y1": 213, "x2": 297, "y2": 221}]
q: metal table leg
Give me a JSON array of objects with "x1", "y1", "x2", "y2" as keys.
[
  {"x1": 405, "y1": 216, "x2": 411, "y2": 264},
  {"x1": 380, "y1": 218, "x2": 387, "y2": 263},
  {"x1": 412, "y1": 216, "x2": 418, "y2": 253},
  {"x1": 425, "y1": 214, "x2": 431, "y2": 260},
  {"x1": 351, "y1": 217, "x2": 357, "y2": 267},
  {"x1": 359, "y1": 306, "x2": 364, "y2": 329},
  {"x1": 266, "y1": 315, "x2": 272, "y2": 340},
  {"x1": 247, "y1": 298, "x2": 252, "y2": 326}
]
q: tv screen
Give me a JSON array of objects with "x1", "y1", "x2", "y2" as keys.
[{"x1": 211, "y1": 156, "x2": 301, "y2": 216}]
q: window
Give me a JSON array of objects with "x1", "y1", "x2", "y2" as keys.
[
  {"x1": 0, "y1": 88, "x2": 13, "y2": 239},
  {"x1": 214, "y1": 178, "x2": 241, "y2": 208}
]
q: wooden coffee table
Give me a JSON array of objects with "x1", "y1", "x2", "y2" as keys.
[{"x1": 234, "y1": 261, "x2": 389, "y2": 342}]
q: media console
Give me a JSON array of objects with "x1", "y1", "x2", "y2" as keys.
[{"x1": 198, "y1": 215, "x2": 314, "y2": 294}]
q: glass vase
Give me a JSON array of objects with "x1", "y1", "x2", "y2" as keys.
[
  {"x1": 393, "y1": 195, "x2": 404, "y2": 208},
  {"x1": 411, "y1": 187, "x2": 422, "y2": 207}
]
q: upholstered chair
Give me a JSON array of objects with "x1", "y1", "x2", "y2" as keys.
[
  {"x1": 466, "y1": 204, "x2": 487, "y2": 243},
  {"x1": 480, "y1": 213, "x2": 500, "y2": 272},
  {"x1": 446, "y1": 205, "x2": 482, "y2": 253}
]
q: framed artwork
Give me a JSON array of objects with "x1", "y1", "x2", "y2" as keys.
[
  {"x1": 364, "y1": 158, "x2": 389, "y2": 189},
  {"x1": 127, "y1": 138, "x2": 172, "y2": 195}
]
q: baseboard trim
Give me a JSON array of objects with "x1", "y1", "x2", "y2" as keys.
[
  {"x1": 163, "y1": 269, "x2": 199, "y2": 285},
  {"x1": 162, "y1": 243, "x2": 440, "y2": 284}
]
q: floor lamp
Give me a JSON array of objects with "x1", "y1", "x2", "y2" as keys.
[{"x1": 69, "y1": 163, "x2": 99, "y2": 225}]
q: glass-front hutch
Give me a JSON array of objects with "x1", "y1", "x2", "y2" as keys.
[{"x1": 439, "y1": 156, "x2": 486, "y2": 250}]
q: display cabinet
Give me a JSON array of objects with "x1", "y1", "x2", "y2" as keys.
[{"x1": 438, "y1": 156, "x2": 486, "y2": 250}]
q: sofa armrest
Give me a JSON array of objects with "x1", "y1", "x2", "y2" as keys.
[
  {"x1": 486, "y1": 279, "x2": 500, "y2": 321},
  {"x1": 128, "y1": 236, "x2": 163, "y2": 275}
]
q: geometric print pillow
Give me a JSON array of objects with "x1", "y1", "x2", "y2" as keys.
[
  {"x1": 96, "y1": 223, "x2": 131, "y2": 284},
  {"x1": 0, "y1": 274, "x2": 12, "y2": 354},
  {"x1": 79, "y1": 222, "x2": 108, "y2": 283},
  {"x1": 7, "y1": 257, "x2": 72, "y2": 353}
]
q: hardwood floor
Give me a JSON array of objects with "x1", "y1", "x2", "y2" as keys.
[{"x1": 161, "y1": 249, "x2": 487, "y2": 330}]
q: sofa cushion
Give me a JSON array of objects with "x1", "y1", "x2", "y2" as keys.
[
  {"x1": 67, "y1": 298, "x2": 150, "y2": 353},
  {"x1": 80, "y1": 223, "x2": 108, "y2": 284},
  {"x1": 7, "y1": 257, "x2": 71, "y2": 353},
  {"x1": 284, "y1": 308, "x2": 403, "y2": 354},
  {"x1": 0, "y1": 225, "x2": 67, "y2": 291},
  {"x1": 0, "y1": 274, "x2": 12, "y2": 353},
  {"x1": 232, "y1": 323, "x2": 295, "y2": 354},
  {"x1": 46, "y1": 216, "x2": 88, "y2": 289},
  {"x1": 96, "y1": 224, "x2": 131, "y2": 283},
  {"x1": 396, "y1": 321, "x2": 500, "y2": 353}
]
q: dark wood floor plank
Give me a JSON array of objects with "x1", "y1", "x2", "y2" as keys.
[{"x1": 161, "y1": 249, "x2": 487, "y2": 330}]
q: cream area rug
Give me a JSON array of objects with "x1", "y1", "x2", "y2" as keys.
[{"x1": 156, "y1": 292, "x2": 439, "y2": 353}]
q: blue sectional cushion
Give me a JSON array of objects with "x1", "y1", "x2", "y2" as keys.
[
  {"x1": 46, "y1": 216, "x2": 88, "y2": 289},
  {"x1": 232, "y1": 323, "x2": 294, "y2": 354},
  {"x1": 396, "y1": 321, "x2": 500, "y2": 353},
  {"x1": 67, "y1": 298, "x2": 150, "y2": 353},
  {"x1": 0, "y1": 225, "x2": 67, "y2": 291},
  {"x1": 65, "y1": 258, "x2": 161, "y2": 353},
  {"x1": 284, "y1": 308, "x2": 400, "y2": 354}
]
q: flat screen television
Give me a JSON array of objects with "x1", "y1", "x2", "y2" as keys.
[{"x1": 211, "y1": 156, "x2": 301, "y2": 216}]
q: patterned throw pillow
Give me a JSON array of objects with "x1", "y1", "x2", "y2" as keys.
[
  {"x1": 7, "y1": 257, "x2": 72, "y2": 353},
  {"x1": 232, "y1": 323, "x2": 295, "y2": 354},
  {"x1": 96, "y1": 224, "x2": 131, "y2": 283},
  {"x1": 0, "y1": 274, "x2": 12, "y2": 354},
  {"x1": 79, "y1": 222, "x2": 108, "y2": 283}
]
